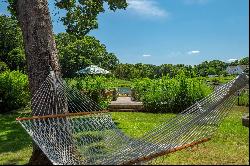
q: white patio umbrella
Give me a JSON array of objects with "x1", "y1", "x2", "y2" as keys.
[{"x1": 76, "y1": 65, "x2": 110, "y2": 75}]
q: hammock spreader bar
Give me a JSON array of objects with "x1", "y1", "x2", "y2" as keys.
[
  {"x1": 122, "y1": 137, "x2": 211, "y2": 165},
  {"x1": 16, "y1": 110, "x2": 109, "y2": 121}
]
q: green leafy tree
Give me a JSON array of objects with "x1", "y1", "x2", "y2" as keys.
[
  {"x1": 55, "y1": 0, "x2": 127, "y2": 36},
  {"x1": 7, "y1": 47, "x2": 26, "y2": 71},
  {"x1": 194, "y1": 60, "x2": 227, "y2": 76},
  {"x1": 114, "y1": 63, "x2": 134, "y2": 79},
  {"x1": 0, "y1": 61, "x2": 9, "y2": 73},
  {"x1": 229, "y1": 59, "x2": 239, "y2": 66},
  {"x1": 56, "y1": 34, "x2": 119, "y2": 77},
  {"x1": 207, "y1": 67, "x2": 217, "y2": 75},
  {"x1": 239, "y1": 57, "x2": 249, "y2": 65},
  {"x1": 0, "y1": 15, "x2": 24, "y2": 70},
  {"x1": 158, "y1": 64, "x2": 174, "y2": 77}
]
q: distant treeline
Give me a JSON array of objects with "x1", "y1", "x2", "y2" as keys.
[
  {"x1": 113, "y1": 57, "x2": 248, "y2": 80},
  {"x1": 0, "y1": 15, "x2": 249, "y2": 80}
]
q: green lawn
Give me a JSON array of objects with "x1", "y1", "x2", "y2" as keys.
[{"x1": 0, "y1": 106, "x2": 249, "y2": 165}]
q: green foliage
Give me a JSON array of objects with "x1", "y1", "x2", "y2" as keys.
[
  {"x1": 55, "y1": 0, "x2": 127, "y2": 36},
  {"x1": 7, "y1": 47, "x2": 26, "y2": 71},
  {"x1": 0, "y1": 61, "x2": 9, "y2": 73},
  {"x1": 5, "y1": 0, "x2": 125, "y2": 75},
  {"x1": 194, "y1": 60, "x2": 228, "y2": 76},
  {"x1": 7, "y1": 0, "x2": 127, "y2": 36},
  {"x1": 0, "y1": 15, "x2": 25, "y2": 71},
  {"x1": 66, "y1": 75, "x2": 128, "y2": 109},
  {"x1": 229, "y1": 59, "x2": 239, "y2": 66},
  {"x1": 68, "y1": 73, "x2": 213, "y2": 114},
  {"x1": 6, "y1": 0, "x2": 18, "y2": 18},
  {"x1": 114, "y1": 61, "x2": 226, "y2": 80},
  {"x1": 229, "y1": 57, "x2": 249, "y2": 66},
  {"x1": 237, "y1": 89, "x2": 249, "y2": 107},
  {"x1": 56, "y1": 33, "x2": 119, "y2": 77},
  {"x1": 114, "y1": 63, "x2": 136, "y2": 79},
  {"x1": 55, "y1": 32, "x2": 78, "y2": 50},
  {"x1": 131, "y1": 73, "x2": 212, "y2": 113},
  {"x1": 239, "y1": 57, "x2": 249, "y2": 65},
  {"x1": 0, "y1": 70, "x2": 30, "y2": 113},
  {"x1": 67, "y1": 73, "x2": 238, "y2": 114},
  {"x1": 114, "y1": 57, "x2": 248, "y2": 80},
  {"x1": 206, "y1": 75, "x2": 235, "y2": 85}
]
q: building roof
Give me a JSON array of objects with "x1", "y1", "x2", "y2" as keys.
[
  {"x1": 227, "y1": 66, "x2": 236, "y2": 69},
  {"x1": 227, "y1": 65, "x2": 249, "y2": 70},
  {"x1": 238, "y1": 65, "x2": 248, "y2": 71}
]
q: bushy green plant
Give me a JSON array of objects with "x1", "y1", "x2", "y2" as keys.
[
  {"x1": 0, "y1": 61, "x2": 9, "y2": 73},
  {"x1": 66, "y1": 75, "x2": 130, "y2": 109},
  {"x1": 66, "y1": 74, "x2": 213, "y2": 112},
  {"x1": 132, "y1": 73, "x2": 212, "y2": 113},
  {"x1": 0, "y1": 70, "x2": 30, "y2": 113},
  {"x1": 237, "y1": 89, "x2": 249, "y2": 107}
]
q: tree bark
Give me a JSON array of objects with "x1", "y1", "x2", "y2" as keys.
[
  {"x1": 16, "y1": 0, "x2": 61, "y2": 95},
  {"x1": 16, "y1": 0, "x2": 61, "y2": 164}
]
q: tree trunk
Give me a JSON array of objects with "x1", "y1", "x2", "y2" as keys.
[{"x1": 16, "y1": 0, "x2": 61, "y2": 164}]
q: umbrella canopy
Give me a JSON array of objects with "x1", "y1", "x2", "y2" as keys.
[{"x1": 76, "y1": 65, "x2": 110, "y2": 75}]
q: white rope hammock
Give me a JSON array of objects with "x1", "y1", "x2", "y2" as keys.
[{"x1": 16, "y1": 71, "x2": 249, "y2": 165}]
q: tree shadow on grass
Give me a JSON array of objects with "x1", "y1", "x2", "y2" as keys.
[
  {"x1": 113, "y1": 121, "x2": 121, "y2": 129},
  {"x1": 0, "y1": 113, "x2": 32, "y2": 154}
]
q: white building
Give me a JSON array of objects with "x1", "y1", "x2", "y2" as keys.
[{"x1": 226, "y1": 65, "x2": 248, "y2": 75}]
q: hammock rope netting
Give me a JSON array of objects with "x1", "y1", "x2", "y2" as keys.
[{"x1": 16, "y1": 71, "x2": 249, "y2": 165}]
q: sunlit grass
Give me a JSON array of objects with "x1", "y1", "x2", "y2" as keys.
[
  {"x1": 111, "y1": 112, "x2": 176, "y2": 138},
  {"x1": 148, "y1": 106, "x2": 249, "y2": 165},
  {"x1": 0, "y1": 106, "x2": 248, "y2": 165}
]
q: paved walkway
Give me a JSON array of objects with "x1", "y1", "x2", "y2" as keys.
[{"x1": 108, "y1": 97, "x2": 143, "y2": 112}]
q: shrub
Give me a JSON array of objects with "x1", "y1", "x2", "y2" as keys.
[
  {"x1": 66, "y1": 76, "x2": 126, "y2": 109},
  {"x1": 237, "y1": 89, "x2": 249, "y2": 107},
  {"x1": 66, "y1": 74, "x2": 213, "y2": 113},
  {"x1": 131, "y1": 73, "x2": 212, "y2": 113},
  {"x1": 0, "y1": 70, "x2": 30, "y2": 113},
  {"x1": 0, "y1": 61, "x2": 9, "y2": 73}
]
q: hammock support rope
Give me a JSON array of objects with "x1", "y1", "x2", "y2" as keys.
[{"x1": 16, "y1": 71, "x2": 249, "y2": 165}]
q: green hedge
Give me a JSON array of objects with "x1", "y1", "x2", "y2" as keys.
[{"x1": 0, "y1": 70, "x2": 30, "y2": 113}]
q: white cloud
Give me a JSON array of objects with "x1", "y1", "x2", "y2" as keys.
[
  {"x1": 127, "y1": 0, "x2": 168, "y2": 18},
  {"x1": 187, "y1": 50, "x2": 200, "y2": 55},
  {"x1": 142, "y1": 54, "x2": 151, "y2": 57},
  {"x1": 227, "y1": 58, "x2": 238, "y2": 62}
]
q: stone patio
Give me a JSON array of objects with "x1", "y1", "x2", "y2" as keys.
[{"x1": 108, "y1": 97, "x2": 143, "y2": 112}]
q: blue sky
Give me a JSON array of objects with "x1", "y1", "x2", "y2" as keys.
[{"x1": 1, "y1": 0, "x2": 249, "y2": 65}]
